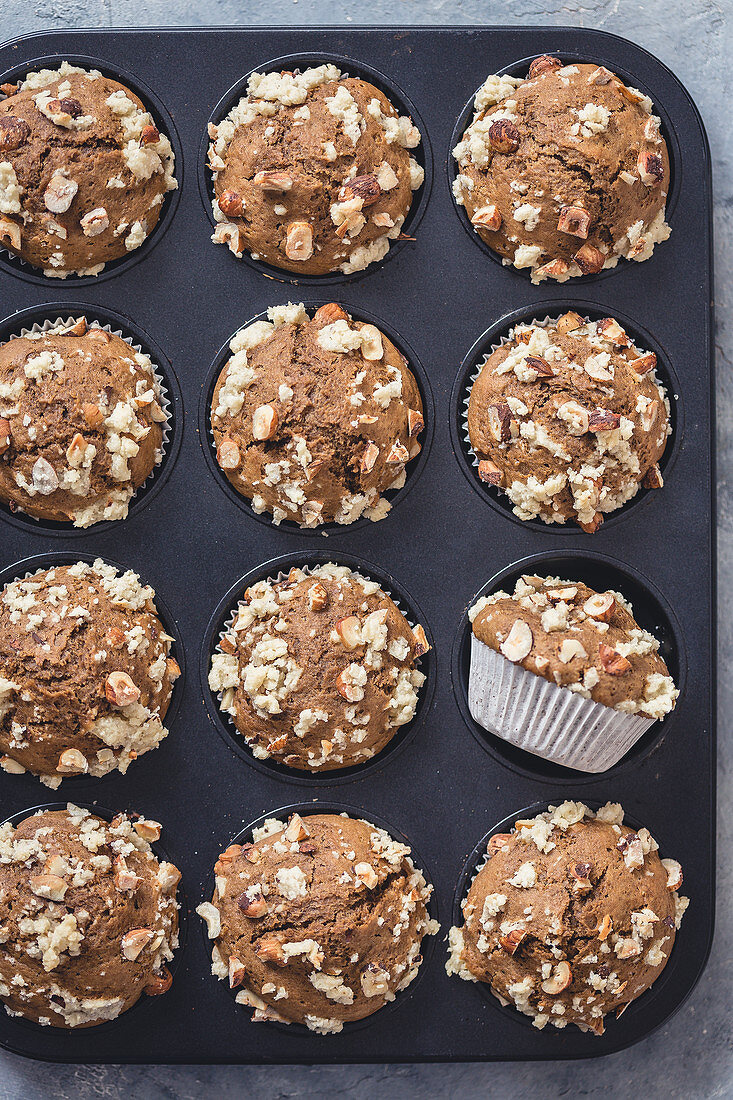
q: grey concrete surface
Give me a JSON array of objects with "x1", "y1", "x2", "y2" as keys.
[{"x1": 0, "y1": 1, "x2": 730, "y2": 1097}]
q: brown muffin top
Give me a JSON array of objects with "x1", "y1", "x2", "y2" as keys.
[
  {"x1": 470, "y1": 574, "x2": 677, "y2": 719},
  {"x1": 0, "y1": 806, "x2": 180, "y2": 1028},
  {"x1": 0, "y1": 559, "x2": 180, "y2": 785},
  {"x1": 466, "y1": 312, "x2": 670, "y2": 532},
  {"x1": 447, "y1": 800, "x2": 687, "y2": 1035},
  {"x1": 453, "y1": 59, "x2": 670, "y2": 283},
  {"x1": 0, "y1": 63, "x2": 176, "y2": 277},
  {"x1": 208, "y1": 64, "x2": 423, "y2": 275},
  {"x1": 197, "y1": 811, "x2": 438, "y2": 1033},
  {"x1": 210, "y1": 302, "x2": 423, "y2": 528},
  {"x1": 208, "y1": 563, "x2": 428, "y2": 772},
  {"x1": 0, "y1": 317, "x2": 167, "y2": 527}
]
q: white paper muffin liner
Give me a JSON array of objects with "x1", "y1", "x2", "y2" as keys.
[
  {"x1": 468, "y1": 634, "x2": 655, "y2": 773},
  {"x1": 6, "y1": 314, "x2": 172, "y2": 526},
  {"x1": 212, "y1": 563, "x2": 424, "y2": 729},
  {"x1": 460, "y1": 313, "x2": 670, "y2": 516}
]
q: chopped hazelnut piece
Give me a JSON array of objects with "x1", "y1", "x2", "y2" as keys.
[
  {"x1": 121, "y1": 928, "x2": 155, "y2": 961},
  {"x1": 313, "y1": 303, "x2": 348, "y2": 325},
  {"x1": 557, "y1": 205, "x2": 591, "y2": 239},
  {"x1": 218, "y1": 189, "x2": 244, "y2": 217},
  {"x1": 56, "y1": 747, "x2": 88, "y2": 775},
  {"x1": 528, "y1": 55, "x2": 563, "y2": 78},
  {"x1": 105, "y1": 671, "x2": 141, "y2": 707},
  {"x1": 285, "y1": 220, "x2": 313, "y2": 261},
  {"x1": 598, "y1": 643, "x2": 632, "y2": 675},
  {"x1": 488, "y1": 119, "x2": 520, "y2": 153},
  {"x1": 500, "y1": 619, "x2": 533, "y2": 662},
  {"x1": 471, "y1": 204, "x2": 502, "y2": 231},
  {"x1": 144, "y1": 966, "x2": 173, "y2": 995},
  {"x1": 252, "y1": 404, "x2": 278, "y2": 440}
]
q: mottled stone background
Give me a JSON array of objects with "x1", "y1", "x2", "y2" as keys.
[{"x1": 0, "y1": 2, "x2": 729, "y2": 1097}]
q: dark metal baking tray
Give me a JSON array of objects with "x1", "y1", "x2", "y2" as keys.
[{"x1": 0, "y1": 25, "x2": 714, "y2": 1064}]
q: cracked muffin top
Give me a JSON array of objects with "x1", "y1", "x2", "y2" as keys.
[
  {"x1": 447, "y1": 800, "x2": 688, "y2": 1036},
  {"x1": 208, "y1": 563, "x2": 429, "y2": 772},
  {"x1": 452, "y1": 57, "x2": 670, "y2": 283},
  {"x1": 210, "y1": 302, "x2": 423, "y2": 529},
  {"x1": 197, "y1": 811, "x2": 438, "y2": 1034},
  {"x1": 208, "y1": 64, "x2": 423, "y2": 275},
  {"x1": 470, "y1": 574, "x2": 678, "y2": 719},
  {"x1": 466, "y1": 312, "x2": 670, "y2": 532},
  {"x1": 0, "y1": 317, "x2": 167, "y2": 527},
  {"x1": 0, "y1": 62, "x2": 177, "y2": 277},
  {"x1": 0, "y1": 559, "x2": 180, "y2": 786},
  {"x1": 0, "y1": 805, "x2": 180, "y2": 1028}
]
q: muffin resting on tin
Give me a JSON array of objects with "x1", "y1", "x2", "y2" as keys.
[
  {"x1": 467, "y1": 313, "x2": 670, "y2": 532},
  {"x1": 447, "y1": 800, "x2": 688, "y2": 1035},
  {"x1": 0, "y1": 317, "x2": 167, "y2": 527},
  {"x1": 208, "y1": 64, "x2": 423, "y2": 275},
  {"x1": 0, "y1": 62, "x2": 177, "y2": 277},
  {"x1": 210, "y1": 302, "x2": 424, "y2": 528},
  {"x1": 0, "y1": 804, "x2": 180, "y2": 1027},
  {"x1": 0, "y1": 559, "x2": 180, "y2": 786},
  {"x1": 452, "y1": 57, "x2": 670, "y2": 283},
  {"x1": 208, "y1": 563, "x2": 428, "y2": 772},
  {"x1": 470, "y1": 575, "x2": 677, "y2": 719},
  {"x1": 197, "y1": 811, "x2": 438, "y2": 1033}
]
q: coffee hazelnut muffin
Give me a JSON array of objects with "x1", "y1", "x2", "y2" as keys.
[
  {"x1": 452, "y1": 57, "x2": 670, "y2": 283},
  {"x1": 0, "y1": 62, "x2": 177, "y2": 277},
  {"x1": 210, "y1": 302, "x2": 423, "y2": 528},
  {"x1": 208, "y1": 563, "x2": 428, "y2": 771},
  {"x1": 471, "y1": 574, "x2": 677, "y2": 717},
  {"x1": 0, "y1": 559, "x2": 180, "y2": 786},
  {"x1": 468, "y1": 574, "x2": 678, "y2": 772},
  {"x1": 0, "y1": 805, "x2": 179, "y2": 1027},
  {"x1": 0, "y1": 317, "x2": 167, "y2": 527},
  {"x1": 208, "y1": 64, "x2": 423, "y2": 275},
  {"x1": 197, "y1": 811, "x2": 438, "y2": 1033},
  {"x1": 466, "y1": 313, "x2": 670, "y2": 532},
  {"x1": 447, "y1": 800, "x2": 688, "y2": 1035}
]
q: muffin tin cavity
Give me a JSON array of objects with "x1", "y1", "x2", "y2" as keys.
[
  {"x1": 0, "y1": 303, "x2": 183, "y2": 538},
  {"x1": 452, "y1": 550, "x2": 686, "y2": 785},
  {"x1": 0, "y1": 54, "x2": 182, "y2": 287},
  {"x1": 0, "y1": 799, "x2": 186, "y2": 1032},
  {"x1": 0, "y1": 550, "x2": 186, "y2": 784},
  {"x1": 447, "y1": 52, "x2": 680, "y2": 281},
  {"x1": 200, "y1": 550, "x2": 435, "y2": 785},
  {"x1": 450, "y1": 799, "x2": 688, "y2": 1037},
  {"x1": 197, "y1": 800, "x2": 438, "y2": 1035},
  {"x1": 449, "y1": 301, "x2": 682, "y2": 534},
  {"x1": 200, "y1": 52, "x2": 432, "y2": 285},
  {"x1": 199, "y1": 302, "x2": 433, "y2": 535}
]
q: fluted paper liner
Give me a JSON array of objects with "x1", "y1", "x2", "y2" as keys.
[
  {"x1": 9, "y1": 315, "x2": 171, "y2": 525},
  {"x1": 468, "y1": 635, "x2": 655, "y2": 773}
]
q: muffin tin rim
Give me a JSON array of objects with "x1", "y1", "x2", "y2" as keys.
[
  {"x1": 198, "y1": 299, "x2": 435, "y2": 537},
  {"x1": 0, "y1": 300, "x2": 185, "y2": 539},
  {"x1": 447, "y1": 297, "x2": 684, "y2": 535},
  {"x1": 197, "y1": 49, "x2": 434, "y2": 286},
  {"x1": 198, "y1": 548, "x2": 437, "y2": 787},
  {"x1": 0, "y1": 798, "x2": 188, "y2": 1034},
  {"x1": 446, "y1": 47, "x2": 682, "y2": 285},
  {"x1": 195, "y1": 798, "x2": 440, "y2": 1039},
  {"x1": 0, "y1": 548, "x2": 187, "y2": 782},
  {"x1": 0, "y1": 51, "x2": 184, "y2": 288},
  {"x1": 449, "y1": 796, "x2": 697, "y2": 1044},
  {"x1": 450, "y1": 547, "x2": 689, "y2": 786}
]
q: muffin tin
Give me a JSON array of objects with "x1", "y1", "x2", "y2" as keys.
[{"x1": 0, "y1": 26, "x2": 714, "y2": 1064}]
